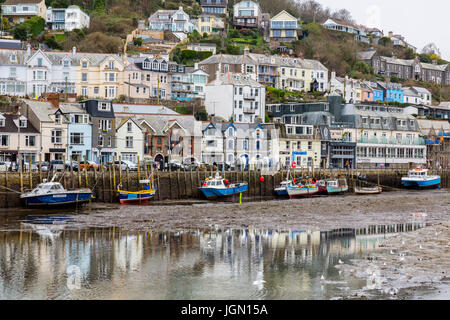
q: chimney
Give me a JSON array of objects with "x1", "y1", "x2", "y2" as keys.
[
  {"x1": 72, "y1": 46, "x2": 77, "y2": 56},
  {"x1": 244, "y1": 45, "x2": 249, "y2": 56},
  {"x1": 331, "y1": 70, "x2": 336, "y2": 81},
  {"x1": 388, "y1": 31, "x2": 393, "y2": 37},
  {"x1": 26, "y1": 43, "x2": 31, "y2": 55},
  {"x1": 432, "y1": 59, "x2": 437, "y2": 65}
]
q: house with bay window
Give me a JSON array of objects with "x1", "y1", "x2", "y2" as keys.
[
  {"x1": 81, "y1": 99, "x2": 116, "y2": 164},
  {"x1": 148, "y1": 6, "x2": 196, "y2": 34},
  {"x1": 20, "y1": 100, "x2": 69, "y2": 162},
  {"x1": 201, "y1": 121, "x2": 279, "y2": 170},
  {"x1": 1, "y1": 0, "x2": 47, "y2": 24},
  {"x1": 270, "y1": 10, "x2": 299, "y2": 43},
  {"x1": 0, "y1": 113, "x2": 40, "y2": 166},
  {"x1": 0, "y1": 49, "x2": 28, "y2": 96},
  {"x1": 200, "y1": 0, "x2": 228, "y2": 15},
  {"x1": 233, "y1": 0, "x2": 263, "y2": 29},
  {"x1": 115, "y1": 118, "x2": 145, "y2": 163},
  {"x1": 57, "y1": 103, "x2": 92, "y2": 162},
  {"x1": 75, "y1": 52, "x2": 125, "y2": 100}
]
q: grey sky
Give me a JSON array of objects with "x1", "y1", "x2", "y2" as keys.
[{"x1": 315, "y1": 0, "x2": 450, "y2": 60}]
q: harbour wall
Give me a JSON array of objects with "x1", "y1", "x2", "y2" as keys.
[{"x1": 0, "y1": 168, "x2": 448, "y2": 208}]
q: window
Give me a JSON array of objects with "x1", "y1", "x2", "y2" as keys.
[
  {"x1": 54, "y1": 113, "x2": 61, "y2": 124},
  {"x1": 25, "y1": 136, "x2": 36, "y2": 147},
  {"x1": 82, "y1": 61, "x2": 88, "y2": 68},
  {"x1": 98, "y1": 136, "x2": 103, "y2": 147},
  {"x1": 81, "y1": 86, "x2": 87, "y2": 96},
  {"x1": 0, "y1": 118, "x2": 4, "y2": 127},
  {"x1": 82, "y1": 73, "x2": 87, "y2": 82},
  {"x1": 99, "y1": 119, "x2": 112, "y2": 131},
  {"x1": 51, "y1": 130, "x2": 62, "y2": 144},
  {"x1": 0, "y1": 135, "x2": 9, "y2": 146},
  {"x1": 127, "y1": 122, "x2": 133, "y2": 132},
  {"x1": 70, "y1": 133, "x2": 84, "y2": 145},
  {"x1": 94, "y1": 87, "x2": 99, "y2": 95},
  {"x1": 9, "y1": 67, "x2": 16, "y2": 77},
  {"x1": 108, "y1": 61, "x2": 115, "y2": 69},
  {"x1": 99, "y1": 102, "x2": 111, "y2": 111},
  {"x1": 37, "y1": 58, "x2": 43, "y2": 67},
  {"x1": 308, "y1": 141, "x2": 312, "y2": 150},
  {"x1": 243, "y1": 138, "x2": 249, "y2": 150},
  {"x1": 228, "y1": 140, "x2": 234, "y2": 150},
  {"x1": 63, "y1": 60, "x2": 69, "y2": 68},
  {"x1": 126, "y1": 137, "x2": 133, "y2": 148}
]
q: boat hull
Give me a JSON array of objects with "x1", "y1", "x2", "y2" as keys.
[
  {"x1": 355, "y1": 187, "x2": 382, "y2": 195},
  {"x1": 199, "y1": 183, "x2": 248, "y2": 199},
  {"x1": 287, "y1": 186, "x2": 319, "y2": 199},
  {"x1": 401, "y1": 177, "x2": 441, "y2": 189},
  {"x1": 118, "y1": 190, "x2": 156, "y2": 205},
  {"x1": 274, "y1": 187, "x2": 288, "y2": 196},
  {"x1": 326, "y1": 186, "x2": 348, "y2": 194},
  {"x1": 22, "y1": 191, "x2": 93, "y2": 207}
]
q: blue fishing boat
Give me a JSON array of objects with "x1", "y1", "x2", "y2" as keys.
[
  {"x1": 20, "y1": 178, "x2": 93, "y2": 207},
  {"x1": 199, "y1": 173, "x2": 248, "y2": 199},
  {"x1": 401, "y1": 168, "x2": 441, "y2": 189}
]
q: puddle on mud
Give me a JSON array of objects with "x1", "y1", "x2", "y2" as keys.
[{"x1": 0, "y1": 215, "x2": 439, "y2": 300}]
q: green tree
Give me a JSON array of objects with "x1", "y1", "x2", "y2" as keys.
[
  {"x1": 133, "y1": 37, "x2": 142, "y2": 46},
  {"x1": 23, "y1": 16, "x2": 45, "y2": 37},
  {"x1": 353, "y1": 61, "x2": 373, "y2": 75},
  {"x1": 13, "y1": 24, "x2": 30, "y2": 41},
  {"x1": 390, "y1": 76, "x2": 399, "y2": 83},
  {"x1": 379, "y1": 37, "x2": 392, "y2": 47},
  {"x1": 404, "y1": 47, "x2": 415, "y2": 59}
]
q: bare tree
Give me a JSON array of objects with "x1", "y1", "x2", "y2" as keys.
[{"x1": 331, "y1": 9, "x2": 355, "y2": 24}]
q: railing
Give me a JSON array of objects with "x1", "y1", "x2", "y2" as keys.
[
  {"x1": 358, "y1": 137, "x2": 425, "y2": 146},
  {"x1": 243, "y1": 107, "x2": 255, "y2": 114},
  {"x1": 243, "y1": 93, "x2": 256, "y2": 100}
]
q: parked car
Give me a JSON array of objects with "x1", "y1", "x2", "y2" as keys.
[
  {"x1": 23, "y1": 162, "x2": 38, "y2": 171},
  {"x1": 34, "y1": 161, "x2": 49, "y2": 172},
  {"x1": 113, "y1": 160, "x2": 138, "y2": 171},
  {"x1": 0, "y1": 162, "x2": 8, "y2": 171},
  {"x1": 79, "y1": 160, "x2": 101, "y2": 171},
  {"x1": 49, "y1": 160, "x2": 65, "y2": 171},
  {"x1": 168, "y1": 160, "x2": 186, "y2": 171},
  {"x1": 65, "y1": 160, "x2": 79, "y2": 171}
]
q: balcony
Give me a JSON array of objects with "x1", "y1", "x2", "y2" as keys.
[
  {"x1": 243, "y1": 107, "x2": 255, "y2": 114},
  {"x1": 243, "y1": 93, "x2": 256, "y2": 100}
]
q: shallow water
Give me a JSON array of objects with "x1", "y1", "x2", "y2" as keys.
[{"x1": 0, "y1": 212, "x2": 433, "y2": 300}]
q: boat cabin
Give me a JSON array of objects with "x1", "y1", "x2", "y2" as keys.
[
  {"x1": 204, "y1": 178, "x2": 226, "y2": 188},
  {"x1": 408, "y1": 169, "x2": 428, "y2": 177},
  {"x1": 30, "y1": 182, "x2": 65, "y2": 194}
]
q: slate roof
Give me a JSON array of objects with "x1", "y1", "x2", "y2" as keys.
[
  {"x1": 0, "y1": 114, "x2": 39, "y2": 133},
  {"x1": 207, "y1": 72, "x2": 263, "y2": 87},
  {"x1": 113, "y1": 103, "x2": 178, "y2": 115},
  {"x1": 0, "y1": 40, "x2": 22, "y2": 50},
  {"x1": 2, "y1": 0, "x2": 43, "y2": 4},
  {"x1": 22, "y1": 100, "x2": 58, "y2": 122}
]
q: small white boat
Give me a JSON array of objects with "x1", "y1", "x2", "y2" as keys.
[
  {"x1": 199, "y1": 172, "x2": 248, "y2": 199},
  {"x1": 354, "y1": 186, "x2": 382, "y2": 195}
]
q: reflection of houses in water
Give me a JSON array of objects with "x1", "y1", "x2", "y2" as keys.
[{"x1": 114, "y1": 234, "x2": 144, "y2": 271}]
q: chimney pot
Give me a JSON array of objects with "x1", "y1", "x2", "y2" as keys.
[{"x1": 72, "y1": 46, "x2": 77, "y2": 56}]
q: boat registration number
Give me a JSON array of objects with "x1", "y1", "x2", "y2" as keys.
[{"x1": 53, "y1": 195, "x2": 67, "y2": 198}]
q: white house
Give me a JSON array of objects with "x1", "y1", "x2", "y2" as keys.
[
  {"x1": 403, "y1": 86, "x2": 432, "y2": 106},
  {"x1": 115, "y1": 117, "x2": 145, "y2": 163},
  {"x1": 204, "y1": 72, "x2": 266, "y2": 123},
  {"x1": 322, "y1": 18, "x2": 369, "y2": 43},
  {"x1": 148, "y1": 6, "x2": 196, "y2": 34},
  {"x1": 46, "y1": 6, "x2": 90, "y2": 31},
  {"x1": 0, "y1": 49, "x2": 28, "y2": 96}
]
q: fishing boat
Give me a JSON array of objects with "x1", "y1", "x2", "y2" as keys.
[
  {"x1": 326, "y1": 178, "x2": 348, "y2": 195},
  {"x1": 286, "y1": 180, "x2": 319, "y2": 199},
  {"x1": 20, "y1": 176, "x2": 92, "y2": 207},
  {"x1": 354, "y1": 186, "x2": 382, "y2": 195},
  {"x1": 199, "y1": 172, "x2": 248, "y2": 199},
  {"x1": 316, "y1": 180, "x2": 327, "y2": 194},
  {"x1": 401, "y1": 168, "x2": 441, "y2": 189},
  {"x1": 117, "y1": 179, "x2": 156, "y2": 205},
  {"x1": 274, "y1": 180, "x2": 294, "y2": 196}
]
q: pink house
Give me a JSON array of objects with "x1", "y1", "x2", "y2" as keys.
[{"x1": 361, "y1": 81, "x2": 374, "y2": 102}]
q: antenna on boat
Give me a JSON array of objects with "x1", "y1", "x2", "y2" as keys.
[{"x1": 51, "y1": 174, "x2": 57, "y2": 182}]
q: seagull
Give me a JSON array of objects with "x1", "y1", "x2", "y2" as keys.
[
  {"x1": 321, "y1": 275, "x2": 325, "y2": 281},
  {"x1": 338, "y1": 259, "x2": 344, "y2": 264},
  {"x1": 419, "y1": 245, "x2": 423, "y2": 249},
  {"x1": 390, "y1": 250, "x2": 395, "y2": 255},
  {"x1": 399, "y1": 256, "x2": 405, "y2": 262}
]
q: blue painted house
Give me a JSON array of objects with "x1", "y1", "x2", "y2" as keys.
[
  {"x1": 378, "y1": 82, "x2": 403, "y2": 103},
  {"x1": 59, "y1": 103, "x2": 92, "y2": 162},
  {"x1": 368, "y1": 81, "x2": 384, "y2": 102}
]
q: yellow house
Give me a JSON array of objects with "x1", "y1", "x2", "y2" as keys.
[
  {"x1": 198, "y1": 13, "x2": 225, "y2": 36},
  {"x1": 1, "y1": 0, "x2": 46, "y2": 24},
  {"x1": 270, "y1": 10, "x2": 299, "y2": 43},
  {"x1": 276, "y1": 57, "x2": 310, "y2": 92},
  {"x1": 75, "y1": 53, "x2": 127, "y2": 100}
]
